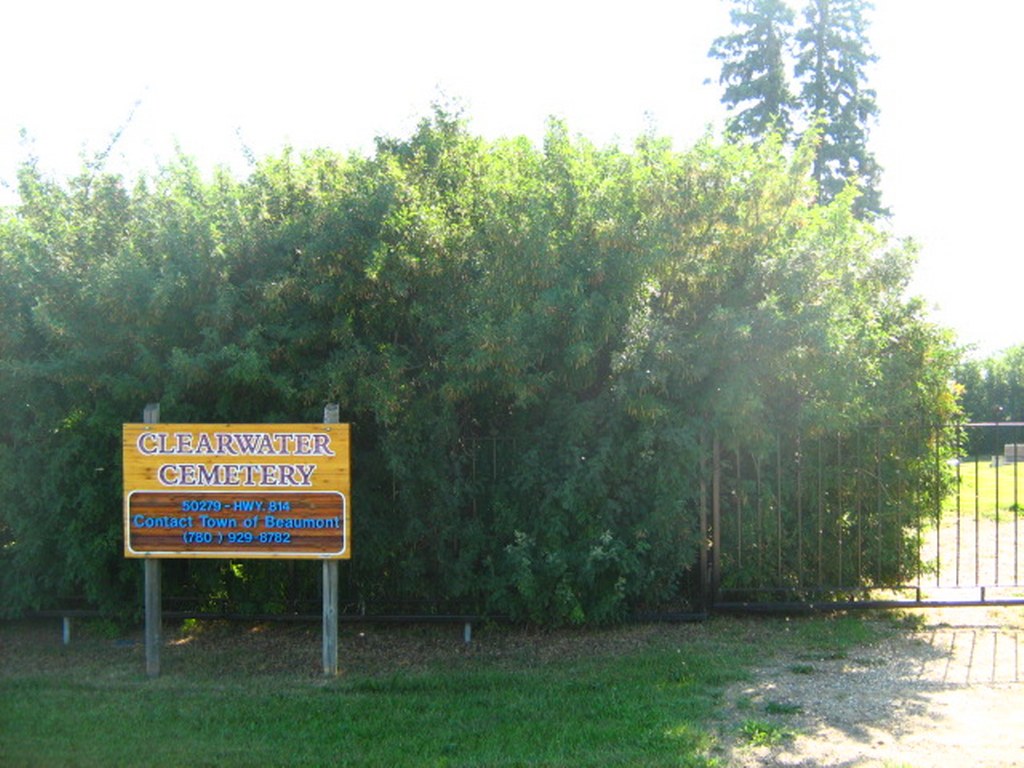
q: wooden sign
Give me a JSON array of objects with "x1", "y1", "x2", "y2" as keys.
[{"x1": 123, "y1": 423, "x2": 350, "y2": 559}]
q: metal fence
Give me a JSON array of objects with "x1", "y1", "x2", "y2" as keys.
[{"x1": 705, "y1": 423, "x2": 1024, "y2": 610}]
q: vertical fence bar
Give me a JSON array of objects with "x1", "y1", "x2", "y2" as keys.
[
  {"x1": 904, "y1": 456, "x2": 916, "y2": 598},
  {"x1": 817, "y1": 436, "x2": 824, "y2": 588},
  {"x1": 775, "y1": 435, "x2": 783, "y2": 586},
  {"x1": 796, "y1": 434, "x2": 803, "y2": 589},
  {"x1": 956, "y1": 424, "x2": 963, "y2": 587},
  {"x1": 837, "y1": 433, "x2": 844, "y2": 590},
  {"x1": 991, "y1": 430, "x2": 999, "y2": 585},
  {"x1": 699, "y1": 434, "x2": 709, "y2": 608},
  {"x1": 755, "y1": 456, "x2": 764, "y2": 583},
  {"x1": 855, "y1": 430, "x2": 863, "y2": 587},
  {"x1": 1015, "y1": 427, "x2": 1020, "y2": 585},
  {"x1": 735, "y1": 448, "x2": 743, "y2": 571},
  {"x1": 975, "y1": 456, "x2": 981, "y2": 585},
  {"x1": 875, "y1": 427, "x2": 883, "y2": 586},
  {"x1": 470, "y1": 438, "x2": 478, "y2": 518},
  {"x1": 711, "y1": 435, "x2": 721, "y2": 602},
  {"x1": 933, "y1": 423, "x2": 942, "y2": 587}
]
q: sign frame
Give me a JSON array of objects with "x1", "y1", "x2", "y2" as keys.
[{"x1": 123, "y1": 422, "x2": 351, "y2": 560}]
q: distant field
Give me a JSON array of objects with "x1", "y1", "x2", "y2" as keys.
[
  {"x1": 945, "y1": 459, "x2": 1024, "y2": 520},
  {"x1": 923, "y1": 460, "x2": 1024, "y2": 591}
]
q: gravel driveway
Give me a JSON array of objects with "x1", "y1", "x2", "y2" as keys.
[{"x1": 720, "y1": 606, "x2": 1024, "y2": 767}]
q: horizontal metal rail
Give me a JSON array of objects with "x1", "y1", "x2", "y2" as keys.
[{"x1": 21, "y1": 608, "x2": 708, "y2": 647}]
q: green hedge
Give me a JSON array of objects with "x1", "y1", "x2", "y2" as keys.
[{"x1": 0, "y1": 111, "x2": 959, "y2": 623}]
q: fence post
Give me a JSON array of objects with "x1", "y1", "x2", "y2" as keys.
[
  {"x1": 322, "y1": 403, "x2": 340, "y2": 676},
  {"x1": 142, "y1": 402, "x2": 162, "y2": 678}
]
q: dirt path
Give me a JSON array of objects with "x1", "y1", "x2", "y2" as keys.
[{"x1": 720, "y1": 606, "x2": 1024, "y2": 767}]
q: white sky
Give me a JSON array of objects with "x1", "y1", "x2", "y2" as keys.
[{"x1": 2, "y1": 0, "x2": 1021, "y2": 358}]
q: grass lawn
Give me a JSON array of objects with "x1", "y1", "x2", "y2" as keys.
[
  {"x1": 0, "y1": 614, "x2": 884, "y2": 767},
  {"x1": 945, "y1": 459, "x2": 1024, "y2": 520}
]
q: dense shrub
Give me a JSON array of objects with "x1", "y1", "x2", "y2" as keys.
[{"x1": 0, "y1": 111, "x2": 958, "y2": 622}]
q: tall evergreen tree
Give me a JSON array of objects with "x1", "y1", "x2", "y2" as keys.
[
  {"x1": 710, "y1": 0, "x2": 797, "y2": 141},
  {"x1": 710, "y1": 0, "x2": 885, "y2": 218},
  {"x1": 794, "y1": 0, "x2": 885, "y2": 216}
]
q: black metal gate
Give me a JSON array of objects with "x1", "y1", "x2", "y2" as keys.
[{"x1": 704, "y1": 423, "x2": 1024, "y2": 611}]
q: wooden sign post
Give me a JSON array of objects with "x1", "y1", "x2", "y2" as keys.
[
  {"x1": 143, "y1": 404, "x2": 161, "y2": 678},
  {"x1": 124, "y1": 406, "x2": 351, "y2": 677},
  {"x1": 322, "y1": 403, "x2": 340, "y2": 676}
]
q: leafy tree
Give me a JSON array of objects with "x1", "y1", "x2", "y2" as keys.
[
  {"x1": 954, "y1": 345, "x2": 1024, "y2": 456},
  {"x1": 956, "y1": 345, "x2": 1024, "y2": 424}
]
